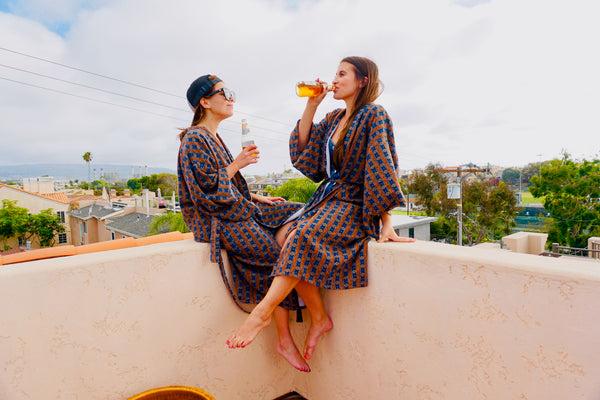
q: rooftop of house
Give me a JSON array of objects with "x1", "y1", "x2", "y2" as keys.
[
  {"x1": 0, "y1": 183, "x2": 71, "y2": 204},
  {"x1": 106, "y1": 212, "x2": 168, "y2": 238},
  {"x1": 67, "y1": 203, "x2": 126, "y2": 220},
  {"x1": 390, "y1": 214, "x2": 438, "y2": 229}
]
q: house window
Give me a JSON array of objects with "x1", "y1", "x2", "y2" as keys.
[
  {"x1": 57, "y1": 211, "x2": 66, "y2": 223},
  {"x1": 18, "y1": 237, "x2": 25, "y2": 246},
  {"x1": 58, "y1": 233, "x2": 67, "y2": 244},
  {"x1": 83, "y1": 221, "x2": 87, "y2": 234},
  {"x1": 409, "y1": 227, "x2": 415, "y2": 239},
  {"x1": 111, "y1": 231, "x2": 115, "y2": 240},
  {"x1": 122, "y1": 235, "x2": 127, "y2": 239}
]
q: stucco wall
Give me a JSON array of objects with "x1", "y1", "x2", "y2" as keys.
[
  {"x1": 0, "y1": 240, "x2": 297, "y2": 399},
  {"x1": 296, "y1": 241, "x2": 600, "y2": 399},
  {"x1": 1, "y1": 239, "x2": 599, "y2": 399}
]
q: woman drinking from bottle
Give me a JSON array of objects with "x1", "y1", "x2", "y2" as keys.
[
  {"x1": 178, "y1": 74, "x2": 310, "y2": 372},
  {"x1": 227, "y1": 57, "x2": 415, "y2": 362}
]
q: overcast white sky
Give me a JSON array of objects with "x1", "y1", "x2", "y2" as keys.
[{"x1": 1, "y1": 0, "x2": 598, "y2": 176}]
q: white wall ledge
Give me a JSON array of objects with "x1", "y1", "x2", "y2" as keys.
[{"x1": 1, "y1": 239, "x2": 599, "y2": 399}]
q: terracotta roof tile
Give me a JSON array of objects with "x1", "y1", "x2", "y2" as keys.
[
  {"x1": 0, "y1": 183, "x2": 70, "y2": 204},
  {"x1": 40, "y1": 192, "x2": 70, "y2": 203},
  {"x1": 0, "y1": 247, "x2": 25, "y2": 256}
]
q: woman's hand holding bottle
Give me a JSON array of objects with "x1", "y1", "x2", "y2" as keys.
[{"x1": 227, "y1": 144, "x2": 259, "y2": 178}]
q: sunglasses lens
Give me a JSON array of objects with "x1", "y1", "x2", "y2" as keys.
[{"x1": 224, "y1": 88, "x2": 236, "y2": 102}]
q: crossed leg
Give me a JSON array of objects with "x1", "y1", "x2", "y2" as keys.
[
  {"x1": 227, "y1": 275, "x2": 332, "y2": 361},
  {"x1": 227, "y1": 274, "x2": 299, "y2": 349},
  {"x1": 273, "y1": 306, "x2": 310, "y2": 372},
  {"x1": 227, "y1": 224, "x2": 332, "y2": 366},
  {"x1": 294, "y1": 280, "x2": 333, "y2": 360}
]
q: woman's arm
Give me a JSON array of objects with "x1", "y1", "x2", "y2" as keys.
[
  {"x1": 297, "y1": 102, "x2": 319, "y2": 152},
  {"x1": 226, "y1": 144, "x2": 260, "y2": 179},
  {"x1": 297, "y1": 80, "x2": 328, "y2": 152},
  {"x1": 378, "y1": 211, "x2": 415, "y2": 243},
  {"x1": 250, "y1": 193, "x2": 285, "y2": 204}
]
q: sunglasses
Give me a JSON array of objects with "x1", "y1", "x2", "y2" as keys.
[{"x1": 205, "y1": 87, "x2": 236, "y2": 102}]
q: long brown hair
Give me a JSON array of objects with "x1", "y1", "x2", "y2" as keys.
[
  {"x1": 333, "y1": 57, "x2": 382, "y2": 169},
  {"x1": 178, "y1": 75, "x2": 220, "y2": 142}
]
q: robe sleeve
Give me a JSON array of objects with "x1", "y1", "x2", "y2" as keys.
[
  {"x1": 289, "y1": 110, "x2": 341, "y2": 183},
  {"x1": 179, "y1": 132, "x2": 257, "y2": 222},
  {"x1": 362, "y1": 105, "x2": 406, "y2": 218}
]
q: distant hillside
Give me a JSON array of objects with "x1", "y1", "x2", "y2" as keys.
[{"x1": 0, "y1": 164, "x2": 176, "y2": 182}]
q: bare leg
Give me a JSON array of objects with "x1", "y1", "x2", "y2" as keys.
[
  {"x1": 273, "y1": 307, "x2": 310, "y2": 372},
  {"x1": 275, "y1": 220, "x2": 295, "y2": 248},
  {"x1": 294, "y1": 280, "x2": 333, "y2": 360},
  {"x1": 227, "y1": 275, "x2": 300, "y2": 349}
]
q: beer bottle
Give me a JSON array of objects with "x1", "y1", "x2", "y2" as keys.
[
  {"x1": 295, "y1": 81, "x2": 333, "y2": 97},
  {"x1": 241, "y1": 119, "x2": 257, "y2": 156}
]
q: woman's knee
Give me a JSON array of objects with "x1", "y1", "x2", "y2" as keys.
[{"x1": 275, "y1": 222, "x2": 296, "y2": 248}]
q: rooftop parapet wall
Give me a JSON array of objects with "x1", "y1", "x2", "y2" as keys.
[{"x1": 1, "y1": 239, "x2": 599, "y2": 399}]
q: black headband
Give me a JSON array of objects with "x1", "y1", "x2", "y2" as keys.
[{"x1": 186, "y1": 75, "x2": 222, "y2": 110}]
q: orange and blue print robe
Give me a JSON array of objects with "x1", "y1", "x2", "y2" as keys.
[
  {"x1": 272, "y1": 103, "x2": 406, "y2": 289},
  {"x1": 178, "y1": 126, "x2": 303, "y2": 310}
]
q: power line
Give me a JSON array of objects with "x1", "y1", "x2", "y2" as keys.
[
  {"x1": 0, "y1": 46, "x2": 180, "y2": 97},
  {"x1": 0, "y1": 75, "x2": 289, "y2": 144},
  {"x1": 0, "y1": 60, "x2": 293, "y2": 137},
  {"x1": 0, "y1": 63, "x2": 187, "y2": 112},
  {"x1": 0, "y1": 75, "x2": 187, "y2": 121},
  {"x1": 0, "y1": 46, "x2": 294, "y2": 127}
]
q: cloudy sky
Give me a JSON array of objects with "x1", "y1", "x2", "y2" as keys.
[{"x1": 1, "y1": 0, "x2": 598, "y2": 176}]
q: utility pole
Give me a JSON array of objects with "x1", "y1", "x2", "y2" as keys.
[
  {"x1": 436, "y1": 163, "x2": 491, "y2": 246},
  {"x1": 519, "y1": 168, "x2": 522, "y2": 205}
]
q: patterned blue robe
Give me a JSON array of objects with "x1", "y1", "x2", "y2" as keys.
[
  {"x1": 272, "y1": 103, "x2": 405, "y2": 289},
  {"x1": 178, "y1": 126, "x2": 303, "y2": 310}
]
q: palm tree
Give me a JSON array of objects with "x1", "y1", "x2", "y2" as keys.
[{"x1": 82, "y1": 152, "x2": 93, "y2": 184}]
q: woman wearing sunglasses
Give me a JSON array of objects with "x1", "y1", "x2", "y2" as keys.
[
  {"x1": 177, "y1": 75, "x2": 310, "y2": 372},
  {"x1": 227, "y1": 57, "x2": 415, "y2": 361}
]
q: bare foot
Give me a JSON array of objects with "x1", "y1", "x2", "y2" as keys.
[
  {"x1": 227, "y1": 311, "x2": 271, "y2": 349},
  {"x1": 276, "y1": 338, "x2": 311, "y2": 372},
  {"x1": 303, "y1": 315, "x2": 333, "y2": 360}
]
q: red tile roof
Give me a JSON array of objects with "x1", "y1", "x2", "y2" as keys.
[
  {"x1": 0, "y1": 247, "x2": 25, "y2": 256},
  {"x1": 0, "y1": 183, "x2": 70, "y2": 204}
]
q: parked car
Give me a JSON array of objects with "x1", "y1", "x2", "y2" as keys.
[{"x1": 167, "y1": 202, "x2": 181, "y2": 212}]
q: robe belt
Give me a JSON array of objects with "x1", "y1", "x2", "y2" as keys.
[
  {"x1": 209, "y1": 215, "x2": 250, "y2": 314},
  {"x1": 210, "y1": 215, "x2": 221, "y2": 265},
  {"x1": 325, "y1": 177, "x2": 360, "y2": 188},
  {"x1": 208, "y1": 213, "x2": 302, "y2": 317}
]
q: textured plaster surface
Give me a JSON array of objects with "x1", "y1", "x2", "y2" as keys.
[
  {"x1": 0, "y1": 241, "x2": 297, "y2": 399},
  {"x1": 1, "y1": 239, "x2": 599, "y2": 399},
  {"x1": 294, "y1": 241, "x2": 600, "y2": 399}
]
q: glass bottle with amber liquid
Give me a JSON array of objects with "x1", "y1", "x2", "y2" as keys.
[
  {"x1": 241, "y1": 119, "x2": 258, "y2": 156},
  {"x1": 295, "y1": 81, "x2": 333, "y2": 97}
]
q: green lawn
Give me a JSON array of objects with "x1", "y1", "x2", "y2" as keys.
[{"x1": 519, "y1": 191, "x2": 543, "y2": 204}]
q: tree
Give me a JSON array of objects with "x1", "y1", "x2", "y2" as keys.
[
  {"x1": 267, "y1": 178, "x2": 318, "y2": 203},
  {"x1": 148, "y1": 211, "x2": 190, "y2": 235},
  {"x1": 501, "y1": 168, "x2": 521, "y2": 187},
  {"x1": 32, "y1": 209, "x2": 65, "y2": 247},
  {"x1": 407, "y1": 164, "x2": 448, "y2": 215},
  {"x1": 529, "y1": 155, "x2": 600, "y2": 248},
  {"x1": 409, "y1": 169, "x2": 519, "y2": 245},
  {"x1": 0, "y1": 201, "x2": 65, "y2": 249},
  {"x1": 127, "y1": 178, "x2": 142, "y2": 193},
  {"x1": 461, "y1": 180, "x2": 518, "y2": 245},
  {"x1": 0, "y1": 200, "x2": 29, "y2": 250},
  {"x1": 140, "y1": 174, "x2": 159, "y2": 192},
  {"x1": 91, "y1": 180, "x2": 107, "y2": 190},
  {"x1": 82, "y1": 152, "x2": 93, "y2": 183},
  {"x1": 156, "y1": 173, "x2": 178, "y2": 198}
]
